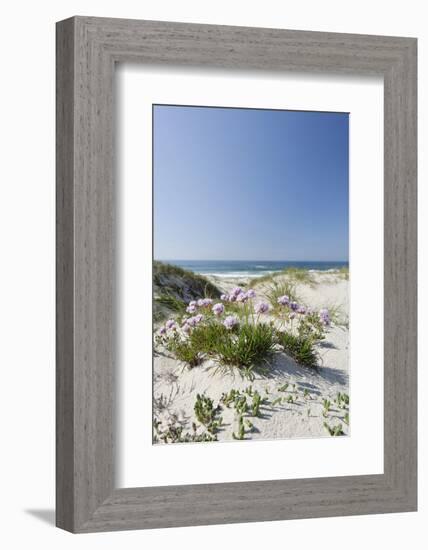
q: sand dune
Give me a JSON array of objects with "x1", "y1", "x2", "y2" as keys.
[{"x1": 154, "y1": 271, "x2": 349, "y2": 443}]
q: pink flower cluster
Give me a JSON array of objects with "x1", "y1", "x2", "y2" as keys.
[
  {"x1": 319, "y1": 308, "x2": 331, "y2": 326},
  {"x1": 212, "y1": 303, "x2": 225, "y2": 316},
  {"x1": 181, "y1": 313, "x2": 204, "y2": 333},
  {"x1": 186, "y1": 298, "x2": 213, "y2": 314},
  {"x1": 254, "y1": 302, "x2": 269, "y2": 314},
  {"x1": 276, "y1": 295, "x2": 331, "y2": 326},
  {"x1": 277, "y1": 296, "x2": 305, "y2": 315},
  {"x1": 220, "y1": 287, "x2": 256, "y2": 303},
  {"x1": 277, "y1": 294, "x2": 290, "y2": 306},
  {"x1": 158, "y1": 318, "x2": 178, "y2": 336},
  {"x1": 223, "y1": 315, "x2": 239, "y2": 329}
]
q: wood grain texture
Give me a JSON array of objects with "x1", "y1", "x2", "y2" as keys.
[
  {"x1": 56, "y1": 18, "x2": 75, "y2": 532},
  {"x1": 56, "y1": 16, "x2": 417, "y2": 533}
]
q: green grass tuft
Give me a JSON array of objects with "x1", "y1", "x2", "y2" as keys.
[
  {"x1": 153, "y1": 261, "x2": 221, "y2": 320},
  {"x1": 153, "y1": 261, "x2": 219, "y2": 295},
  {"x1": 264, "y1": 280, "x2": 299, "y2": 311},
  {"x1": 282, "y1": 267, "x2": 316, "y2": 285},
  {"x1": 337, "y1": 266, "x2": 349, "y2": 280},
  {"x1": 248, "y1": 267, "x2": 316, "y2": 290},
  {"x1": 248, "y1": 273, "x2": 277, "y2": 288},
  {"x1": 276, "y1": 331, "x2": 319, "y2": 368},
  {"x1": 184, "y1": 321, "x2": 276, "y2": 377},
  {"x1": 166, "y1": 337, "x2": 202, "y2": 368},
  {"x1": 214, "y1": 323, "x2": 276, "y2": 372},
  {"x1": 155, "y1": 292, "x2": 187, "y2": 313},
  {"x1": 189, "y1": 322, "x2": 229, "y2": 354}
]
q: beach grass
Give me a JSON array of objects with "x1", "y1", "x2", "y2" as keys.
[
  {"x1": 264, "y1": 279, "x2": 299, "y2": 311},
  {"x1": 248, "y1": 267, "x2": 316, "y2": 289},
  {"x1": 154, "y1": 261, "x2": 221, "y2": 319},
  {"x1": 153, "y1": 260, "x2": 221, "y2": 298},
  {"x1": 283, "y1": 267, "x2": 316, "y2": 285},
  {"x1": 168, "y1": 320, "x2": 277, "y2": 378},
  {"x1": 276, "y1": 331, "x2": 319, "y2": 368},
  {"x1": 155, "y1": 292, "x2": 187, "y2": 314},
  {"x1": 247, "y1": 272, "x2": 279, "y2": 287},
  {"x1": 213, "y1": 322, "x2": 276, "y2": 373},
  {"x1": 337, "y1": 266, "x2": 349, "y2": 280},
  {"x1": 166, "y1": 317, "x2": 319, "y2": 374},
  {"x1": 167, "y1": 337, "x2": 202, "y2": 368}
]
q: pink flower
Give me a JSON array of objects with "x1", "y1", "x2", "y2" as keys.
[
  {"x1": 212, "y1": 303, "x2": 224, "y2": 315},
  {"x1": 231, "y1": 286, "x2": 244, "y2": 297},
  {"x1": 185, "y1": 314, "x2": 204, "y2": 327},
  {"x1": 277, "y1": 295, "x2": 290, "y2": 306},
  {"x1": 319, "y1": 308, "x2": 331, "y2": 326},
  {"x1": 223, "y1": 315, "x2": 239, "y2": 329},
  {"x1": 255, "y1": 302, "x2": 269, "y2": 314}
]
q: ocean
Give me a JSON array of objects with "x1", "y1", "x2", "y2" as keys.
[{"x1": 160, "y1": 260, "x2": 349, "y2": 279}]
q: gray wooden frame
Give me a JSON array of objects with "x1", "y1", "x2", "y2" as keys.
[{"x1": 56, "y1": 16, "x2": 417, "y2": 533}]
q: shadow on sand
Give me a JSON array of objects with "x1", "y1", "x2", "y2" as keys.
[{"x1": 263, "y1": 352, "x2": 348, "y2": 391}]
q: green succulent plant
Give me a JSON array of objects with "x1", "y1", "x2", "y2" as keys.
[
  {"x1": 232, "y1": 415, "x2": 246, "y2": 440},
  {"x1": 322, "y1": 398, "x2": 332, "y2": 417},
  {"x1": 194, "y1": 394, "x2": 223, "y2": 434},
  {"x1": 252, "y1": 391, "x2": 264, "y2": 417},
  {"x1": 323, "y1": 421, "x2": 345, "y2": 436}
]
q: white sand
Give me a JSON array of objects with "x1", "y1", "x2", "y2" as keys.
[{"x1": 154, "y1": 271, "x2": 349, "y2": 443}]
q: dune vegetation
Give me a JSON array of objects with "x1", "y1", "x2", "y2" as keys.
[
  {"x1": 153, "y1": 261, "x2": 221, "y2": 320},
  {"x1": 153, "y1": 264, "x2": 349, "y2": 444}
]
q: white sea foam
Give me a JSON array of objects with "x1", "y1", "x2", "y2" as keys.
[{"x1": 198, "y1": 271, "x2": 276, "y2": 279}]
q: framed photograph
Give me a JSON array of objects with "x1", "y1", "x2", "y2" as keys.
[{"x1": 56, "y1": 16, "x2": 417, "y2": 532}]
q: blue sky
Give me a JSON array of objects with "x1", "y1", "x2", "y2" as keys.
[{"x1": 153, "y1": 105, "x2": 349, "y2": 261}]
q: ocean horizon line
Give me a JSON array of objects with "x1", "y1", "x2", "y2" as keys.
[
  {"x1": 154, "y1": 259, "x2": 348, "y2": 278},
  {"x1": 155, "y1": 259, "x2": 349, "y2": 263}
]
